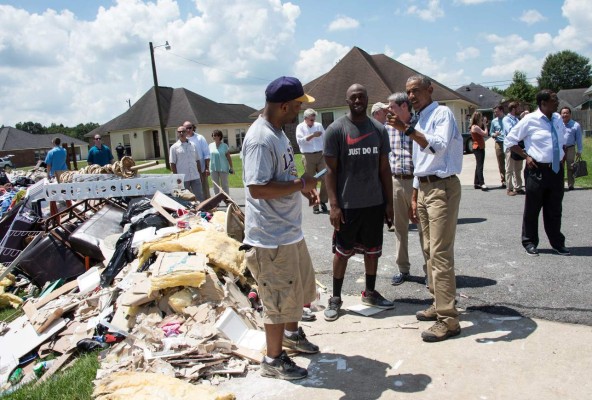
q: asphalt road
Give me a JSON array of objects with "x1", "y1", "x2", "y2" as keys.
[{"x1": 229, "y1": 140, "x2": 592, "y2": 326}]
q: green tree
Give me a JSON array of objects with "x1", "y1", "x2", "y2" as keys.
[
  {"x1": 15, "y1": 121, "x2": 47, "y2": 134},
  {"x1": 489, "y1": 86, "x2": 506, "y2": 96},
  {"x1": 505, "y1": 71, "x2": 536, "y2": 106},
  {"x1": 537, "y1": 50, "x2": 592, "y2": 92}
]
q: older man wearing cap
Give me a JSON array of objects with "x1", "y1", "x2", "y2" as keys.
[
  {"x1": 296, "y1": 108, "x2": 328, "y2": 214},
  {"x1": 241, "y1": 76, "x2": 320, "y2": 381},
  {"x1": 371, "y1": 102, "x2": 389, "y2": 125}
]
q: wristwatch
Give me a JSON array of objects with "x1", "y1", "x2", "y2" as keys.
[{"x1": 404, "y1": 125, "x2": 416, "y2": 136}]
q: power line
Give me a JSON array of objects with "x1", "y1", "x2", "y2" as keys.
[{"x1": 165, "y1": 51, "x2": 272, "y2": 83}]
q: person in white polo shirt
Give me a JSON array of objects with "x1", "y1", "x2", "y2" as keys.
[{"x1": 296, "y1": 108, "x2": 327, "y2": 214}]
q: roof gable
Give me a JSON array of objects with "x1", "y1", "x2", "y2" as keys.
[
  {"x1": 89, "y1": 87, "x2": 256, "y2": 137},
  {"x1": 302, "y1": 47, "x2": 476, "y2": 108},
  {"x1": 0, "y1": 127, "x2": 88, "y2": 151},
  {"x1": 455, "y1": 83, "x2": 504, "y2": 109},
  {"x1": 557, "y1": 88, "x2": 588, "y2": 108}
]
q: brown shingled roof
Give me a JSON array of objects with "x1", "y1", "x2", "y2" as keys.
[
  {"x1": 0, "y1": 127, "x2": 88, "y2": 151},
  {"x1": 88, "y1": 87, "x2": 256, "y2": 137},
  {"x1": 302, "y1": 47, "x2": 476, "y2": 108}
]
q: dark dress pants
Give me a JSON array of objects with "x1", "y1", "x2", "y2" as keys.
[
  {"x1": 521, "y1": 163, "x2": 565, "y2": 249},
  {"x1": 473, "y1": 148, "x2": 485, "y2": 187}
]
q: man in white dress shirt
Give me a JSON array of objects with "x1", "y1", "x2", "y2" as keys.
[
  {"x1": 184, "y1": 120, "x2": 210, "y2": 201},
  {"x1": 296, "y1": 108, "x2": 327, "y2": 214},
  {"x1": 388, "y1": 75, "x2": 463, "y2": 343},
  {"x1": 504, "y1": 90, "x2": 570, "y2": 257},
  {"x1": 170, "y1": 126, "x2": 203, "y2": 200}
]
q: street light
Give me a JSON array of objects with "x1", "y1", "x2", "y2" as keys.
[{"x1": 149, "y1": 41, "x2": 171, "y2": 169}]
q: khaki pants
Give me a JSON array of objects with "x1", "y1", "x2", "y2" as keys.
[
  {"x1": 505, "y1": 150, "x2": 523, "y2": 192},
  {"x1": 494, "y1": 142, "x2": 506, "y2": 184},
  {"x1": 392, "y1": 176, "x2": 426, "y2": 275},
  {"x1": 302, "y1": 152, "x2": 327, "y2": 206},
  {"x1": 417, "y1": 176, "x2": 461, "y2": 329},
  {"x1": 245, "y1": 239, "x2": 316, "y2": 324},
  {"x1": 565, "y1": 146, "x2": 576, "y2": 188}
]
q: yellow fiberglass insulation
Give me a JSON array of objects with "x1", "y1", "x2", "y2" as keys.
[
  {"x1": 138, "y1": 228, "x2": 246, "y2": 282},
  {"x1": 93, "y1": 371, "x2": 235, "y2": 400}
]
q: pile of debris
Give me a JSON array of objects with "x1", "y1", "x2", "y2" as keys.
[{"x1": 0, "y1": 169, "x2": 264, "y2": 399}]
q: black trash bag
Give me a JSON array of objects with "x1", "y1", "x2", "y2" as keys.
[
  {"x1": 76, "y1": 338, "x2": 109, "y2": 352},
  {"x1": 100, "y1": 230, "x2": 134, "y2": 287},
  {"x1": 120, "y1": 197, "x2": 152, "y2": 227},
  {"x1": 130, "y1": 212, "x2": 170, "y2": 232},
  {"x1": 13, "y1": 176, "x2": 36, "y2": 187}
]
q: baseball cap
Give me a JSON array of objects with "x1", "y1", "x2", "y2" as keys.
[
  {"x1": 265, "y1": 76, "x2": 315, "y2": 103},
  {"x1": 371, "y1": 102, "x2": 388, "y2": 115}
]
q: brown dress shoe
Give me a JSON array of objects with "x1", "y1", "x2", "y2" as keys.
[{"x1": 507, "y1": 190, "x2": 517, "y2": 196}]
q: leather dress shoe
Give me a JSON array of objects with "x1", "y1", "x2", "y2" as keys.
[
  {"x1": 525, "y1": 244, "x2": 539, "y2": 256},
  {"x1": 553, "y1": 246, "x2": 571, "y2": 256}
]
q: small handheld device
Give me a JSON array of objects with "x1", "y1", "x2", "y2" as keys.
[{"x1": 314, "y1": 168, "x2": 327, "y2": 179}]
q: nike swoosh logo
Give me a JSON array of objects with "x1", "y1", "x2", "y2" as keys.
[{"x1": 346, "y1": 132, "x2": 373, "y2": 145}]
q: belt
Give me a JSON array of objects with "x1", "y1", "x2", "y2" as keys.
[
  {"x1": 418, "y1": 175, "x2": 455, "y2": 183},
  {"x1": 565, "y1": 145, "x2": 575, "y2": 149},
  {"x1": 535, "y1": 162, "x2": 553, "y2": 168},
  {"x1": 304, "y1": 151, "x2": 322, "y2": 154},
  {"x1": 393, "y1": 174, "x2": 414, "y2": 180}
]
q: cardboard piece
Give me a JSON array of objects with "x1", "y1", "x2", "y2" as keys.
[
  {"x1": 32, "y1": 280, "x2": 79, "y2": 309},
  {"x1": 150, "y1": 252, "x2": 208, "y2": 292},
  {"x1": 150, "y1": 190, "x2": 186, "y2": 225},
  {"x1": 118, "y1": 273, "x2": 158, "y2": 307},
  {"x1": 77, "y1": 267, "x2": 100, "y2": 296},
  {"x1": 214, "y1": 308, "x2": 265, "y2": 352},
  {"x1": 346, "y1": 303, "x2": 387, "y2": 317},
  {"x1": 23, "y1": 300, "x2": 64, "y2": 334},
  {"x1": 0, "y1": 315, "x2": 66, "y2": 385}
]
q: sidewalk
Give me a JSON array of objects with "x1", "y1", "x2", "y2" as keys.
[
  {"x1": 216, "y1": 297, "x2": 592, "y2": 399},
  {"x1": 214, "y1": 146, "x2": 592, "y2": 399}
]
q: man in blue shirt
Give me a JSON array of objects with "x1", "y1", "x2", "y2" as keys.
[
  {"x1": 489, "y1": 105, "x2": 506, "y2": 188},
  {"x1": 388, "y1": 75, "x2": 463, "y2": 343},
  {"x1": 88, "y1": 135, "x2": 114, "y2": 166},
  {"x1": 45, "y1": 137, "x2": 68, "y2": 178},
  {"x1": 503, "y1": 102, "x2": 524, "y2": 196},
  {"x1": 560, "y1": 107, "x2": 583, "y2": 191}
]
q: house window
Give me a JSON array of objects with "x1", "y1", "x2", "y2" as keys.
[
  {"x1": 321, "y1": 112, "x2": 334, "y2": 129},
  {"x1": 235, "y1": 129, "x2": 246, "y2": 149},
  {"x1": 222, "y1": 129, "x2": 228, "y2": 145},
  {"x1": 35, "y1": 150, "x2": 48, "y2": 161}
]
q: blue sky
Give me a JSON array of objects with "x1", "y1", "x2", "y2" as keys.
[{"x1": 0, "y1": 0, "x2": 590, "y2": 126}]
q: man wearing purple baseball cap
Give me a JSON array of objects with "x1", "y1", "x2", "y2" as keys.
[{"x1": 241, "y1": 76, "x2": 320, "y2": 380}]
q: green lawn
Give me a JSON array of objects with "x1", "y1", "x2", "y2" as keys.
[
  {"x1": 2, "y1": 353, "x2": 100, "y2": 400},
  {"x1": 142, "y1": 154, "x2": 306, "y2": 188},
  {"x1": 574, "y1": 136, "x2": 592, "y2": 188}
]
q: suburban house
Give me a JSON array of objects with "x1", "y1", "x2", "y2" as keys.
[
  {"x1": 455, "y1": 83, "x2": 504, "y2": 112},
  {"x1": 87, "y1": 87, "x2": 256, "y2": 160},
  {"x1": 0, "y1": 126, "x2": 89, "y2": 167},
  {"x1": 557, "y1": 87, "x2": 592, "y2": 133},
  {"x1": 293, "y1": 47, "x2": 477, "y2": 141}
]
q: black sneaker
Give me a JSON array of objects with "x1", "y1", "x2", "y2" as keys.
[
  {"x1": 260, "y1": 351, "x2": 307, "y2": 380},
  {"x1": 361, "y1": 290, "x2": 395, "y2": 309},
  {"x1": 282, "y1": 327, "x2": 319, "y2": 354},
  {"x1": 553, "y1": 246, "x2": 571, "y2": 256},
  {"x1": 525, "y1": 244, "x2": 539, "y2": 256},
  {"x1": 324, "y1": 296, "x2": 342, "y2": 321},
  {"x1": 391, "y1": 272, "x2": 409, "y2": 286},
  {"x1": 320, "y1": 203, "x2": 328, "y2": 213}
]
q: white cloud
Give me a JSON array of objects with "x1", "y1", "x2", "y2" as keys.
[
  {"x1": 327, "y1": 15, "x2": 359, "y2": 32},
  {"x1": 0, "y1": 0, "x2": 302, "y2": 126},
  {"x1": 396, "y1": 47, "x2": 465, "y2": 87},
  {"x1": 482, "y1": 54, "x2": 541, "y2": 78},
  {"x1": 555, "y1": 0, "x2": 592, "y2": 54},
  {"x1": 406, "y1": 0, "x2": 444, "y2": 22},
  {"x1": 294, "y1": 40, "x2": 350, "y2": 83},
  {"x1": 457, "y1": 46, "x2": 480, "y2": 62},
  {"x1": 520, "y1": 9, "x2": 546, "y2": 25},
  {"x1": 453, "y1": 0, "x2": 499, "y2": 4}
]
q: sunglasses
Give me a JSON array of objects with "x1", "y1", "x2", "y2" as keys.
[
  {"x1": 177, "y1": 130, "x2": 186, "y2": 134},
  {"x1": 94, "y1": 138, "x2": 101, "y2": 141}
]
